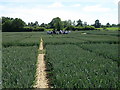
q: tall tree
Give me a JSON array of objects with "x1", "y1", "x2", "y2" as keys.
[
  {"x1": 34, "y1": 21, "x2": 39, "y2": 26},
  {"x1": 49, "y1": 17, "x2": 63, "y2": 31},
  {"x1": 2, "y1": 17, "x2": 25, "y2": 32},
  {"x1": 12, "y1": 18, "x2": 25, "y2": 30},
  {"x1": 67, "y1": 20, "x2": 72, "y2": 26},
  {"x1": 106, "y1": 23, "x2": 110, "y2": 27},
  {"x1": 94, "y1": 19, "x2": 101, "y2": 28},
  {"x1": 40, "y1": 23, "x2": 46, "y2": 27},
  {"x1": 2, "y1": 19, "x2": 12, "y2": 32},
  {"x1": 112, "y1": 24, "x2": 117, "y2": 27},
  {"x1": 62, "y1": 20, "x2": 73, "y2": 28},
  {"x1": 28, "y1": 22, "x2": 31, "y2": 26},
  {"x1": 76, "y1": 19, "x2": 83, "y2": 26},
  {"x1": 72, "y1": 20, "x2": 76, "y2": 26}
]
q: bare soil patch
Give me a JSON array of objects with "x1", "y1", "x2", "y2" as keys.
[{"x1": 34, "y1": 38, "x2": 49, "y2": 88}]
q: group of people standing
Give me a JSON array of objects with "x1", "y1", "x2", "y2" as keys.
[{"x1": 47, "y1": 30, "x2": 71, "y2": 34}]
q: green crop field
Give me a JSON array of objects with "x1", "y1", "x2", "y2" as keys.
[
  {"x1": 45, "y1": 45, "x2": 118, "y2": 88},
  {"x1": 2, "y1": 30, "x2": 120, "y2": 88},
  {"x1": 2, "y1": 32, "x2": 42, "y2": 88},
  {"x1": 106, "y1": 27, "x2": 119, "y2": 31},
  {"x1": 3, "y1": 46, "x2": 38, "y2": 88},
  {"x1": 43, "y1": 30, "x2": 119, "y2": 88}
]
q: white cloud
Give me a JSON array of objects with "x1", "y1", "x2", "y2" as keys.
[
  {"x1": 0, "y1": 5, "x2": 5, "y2": 11},
  {"x1": 0, "y1": 0, "x2": 112, "y2": 3},
  {"x1": 83, "y1": 5, "x2": 110, "y2": 12},
  {"x1": 71, "y1": 4, "x2": 81, "y2": 7},
  {"x1": 0, "y1": 5, "x2": 87, "y2": 24},
  {"x1": 0, "y1": 0, "x2": 117, "y2": 25},
  {"x1": 2, "y1": 0, "x2": 48, "y2": 2},
  {"x1": 113, "y1": 0, "x2": 120, "y2": 4},
  {"x1": 48, "y1": 2, "x2": 64, "y2": 8},
  {"x1": 48, "y1": 2, "x2": 81, "y2": 8},
  {"x1": 0, "y1": 0, "x2": 35, "y2": 2}
]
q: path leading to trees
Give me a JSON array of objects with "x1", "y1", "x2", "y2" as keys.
[{"x1": 33, "y1": 38, "x2": 49, "y2": 88}]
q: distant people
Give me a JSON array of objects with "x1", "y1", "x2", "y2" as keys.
[
  {"x1": 47, "y1": 31, "x2": 53, "y2": 34},
  {"x1": 56, "y1": 31, "x2": 59, "y2": 34},
  {"x1": 53, "y1": 30, "x2": 56, "y2": 34},
  {"x1": 63, "y1": 30, "x2": 68, "y2": 34},
  {"x1": 59, "y1": 30, "x2": 63, "y2": 34},
  {"x1": 47, "y1": 30, "x2": 71, "y2": 34}
]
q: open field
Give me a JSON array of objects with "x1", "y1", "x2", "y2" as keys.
[
  {"x1": 2, "y1": 30, "x2": 120, "y2": 88},
  {"x1": 106, "y1": 27, "x2": 119, "y2": 31},
  {"x1": 2, "y1": 32, "x2": 41, "y2": 88},
  {"x1": 45, "y1": 45, "x2": 118, "y2": 88},
  {"x1": 96, "y1": 27, "x2": 119, "y2": 31},
  {"x1": 43, "y1": 30, "x2": 119, "y2": 88},
  {"x1": 3, "y1": 46, "x2": 38, "y2": 88}
]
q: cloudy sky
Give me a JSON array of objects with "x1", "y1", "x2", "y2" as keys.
[{"x1": 0, "y1": 0, "x2": 119, "y2": 25}]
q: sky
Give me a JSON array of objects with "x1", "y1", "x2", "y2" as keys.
[{"x1": 0, "y1": 0, "x2": 119, "y2": 25}]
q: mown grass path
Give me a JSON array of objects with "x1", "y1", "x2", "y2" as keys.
[{"x1": 34, "y1": 38, "x2": 49, "y2": 88}]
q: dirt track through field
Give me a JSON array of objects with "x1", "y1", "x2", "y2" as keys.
[{"x1": 33, "y1": 38, "x2": 49, "y2": 88}]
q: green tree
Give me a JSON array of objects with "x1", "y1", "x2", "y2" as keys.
[
  {"x1": 62, "y1": 20, "x2": 69, "y2": 28},
  {"x1": 65, "y1": 25, "x2": 75, "y2": 31},
  {"x1": 76, "y1": 19, "x2": 83, "y2": 26},
  {"x1": 106, "y1": 23, "x2": 111, "y2": 27},
  {"x1": 63, "y1": 20, "x2": 75, "y2": 29},
  {"x1": 112, "y1": 24, "x2": 117, "y2": 27},
  {"x1": 40, "y1": 23, "x2": 45, "y2": 27},
  {"x1": 2, "y1": 17, "x2": 26, "y2": 32},
  {"x1": 34, "y1": 21, "x2": 39, "y2": 26},
  {"x1": 72, "y1": 20, "x2": 76, "y2": 26},
  {"x1": 67, "y1": 20, "x2": 72, "y2": 26},
  {"x1": 28, "y1": 22, "x2": 34, "y2": 26},
  {"x1": 94, "y1": 19, "x2": 101, "y2": 28},
  {"x1": 28, "y1": 22, "x2": 31, "y2": 26},
  {"x1": 12, "y1": 18, "x2": 25, "y2": 31},
  {"x1": 49, "y1": 17, "x2": 63, "y2": 31},
  {"x1": 2, "y1": 18, "x2": 13, "y2": 32}
]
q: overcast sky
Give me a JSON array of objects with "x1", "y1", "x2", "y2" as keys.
[{"x1": 0, "y1": 0, "x2": 119, "y2": 25}]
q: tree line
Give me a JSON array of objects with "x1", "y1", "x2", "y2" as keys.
[{"x1": 2, "y1": 16, "x2": 119, "y2": 32}]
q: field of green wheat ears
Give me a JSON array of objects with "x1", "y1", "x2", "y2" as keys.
[{"x1": 2, "y1": 30, "x2": 120, "y2": 88}]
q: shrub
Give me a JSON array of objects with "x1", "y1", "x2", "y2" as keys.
[
  {"x1": 46, "y1": 29, "x2": 53, "y2": 31},
  {"x1": 74, "y1": 26, "x2": 96, "y2": 31},
  {"x1": 65, "y1": 25, "x2": 75, "y2": 31},
  {"x1": 23, "y1": 27, "x2": 33, "y2": 32},
  {"x1": 23, "y1": 27, "x2": 45, "y2": 32},
  {"x1": 33, "y1": 27, "x2": 45, "y2": 31},
  {"x1": 75, "y1": 26, "x2": 84, "y2": 31},
  {"x1": 84, "y1": 26, "x2": 95, "y2": 30}
]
